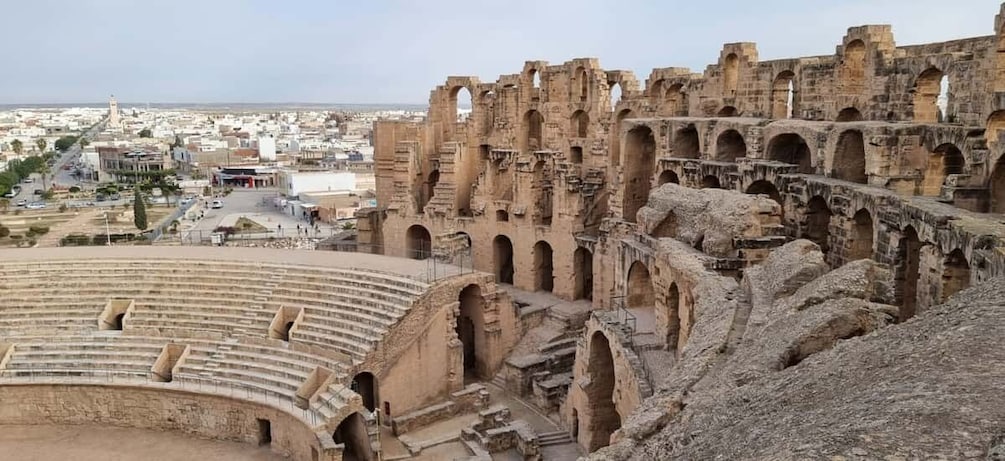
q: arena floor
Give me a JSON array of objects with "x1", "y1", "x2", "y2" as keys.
[{"x1": 0, "y1": 425, "x2": 286, "y2": 461}]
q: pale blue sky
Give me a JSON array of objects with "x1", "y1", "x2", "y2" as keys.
[{"x1": 1, "y1": 0, "x2": 1001, "y2": 104}]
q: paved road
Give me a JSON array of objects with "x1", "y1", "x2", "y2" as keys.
[{"x1": 182, "y1": 189, "x2": 343, "y2": 241}]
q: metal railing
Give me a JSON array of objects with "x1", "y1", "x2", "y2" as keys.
[{"x1": 609, "y1": 295, "x2": 637, "y2": 336}]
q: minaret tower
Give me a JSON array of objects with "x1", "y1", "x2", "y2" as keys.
[{"x1": 108, "y1": 95, "x2": 120, "y2": 128}]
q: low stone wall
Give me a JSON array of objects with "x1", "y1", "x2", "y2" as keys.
[
  {"x1": 0, "y1": 383, "x2": 336, "y2": 461},
  {"x1": 391, "y1": 384, "x2": 490, "y2": 435}
]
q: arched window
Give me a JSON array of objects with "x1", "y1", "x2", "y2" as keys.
[
  {"x1": 914, "y1": 68, "x2": 945, "y2": 123},
  {"x1": 833, "y1": 130, "x2": 867, "y2": 183},
  {"x1": 723, "y1": 53, "x2": 739, "y2": 96},
  {"x1": 771, "y1": 71, "x2": 795, "y2": 119}
]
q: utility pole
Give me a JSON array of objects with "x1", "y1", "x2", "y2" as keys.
[{"x1": 103, "y1": 211, "x2": 111, "y2": 245}]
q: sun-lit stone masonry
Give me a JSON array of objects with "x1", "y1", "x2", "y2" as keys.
[{"x1": 360, "y1": 3, "x2": 1005, "y2": 457}]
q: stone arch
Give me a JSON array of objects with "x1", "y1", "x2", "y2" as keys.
[
  {"x1": 942, "y1": 249, "x2": 970, "y2": 302},
  {"x1": 658, "y1": 170, "x2": 679, "y2": 186},
  {"x1": 836, "y1": 107, "x2": 863, "y2": 122},
  {"x1": 652, "y1": 211, "x2": 677, "y2": 238},
  {"x1": 833, "y1": 130, "x2": 867, "y2": 183},
  {"x1": 493, "y1": 235, "x2": 514, "y2": 284},
  {"x1": 841, "y1": 39, "x2": 866, "y2": 94},
  {"x1": 804, "y1": 196, "x2": 832, "y2": 256},
  {"x1": 848, "y1": 209, "x2": 874, "y2": 262},
  {"x1": 609, "y1": 81, "x2": 623, "y2": 111},
  {"x1": 921, "y1": 143, "x2": 965, "y2": 196},
  {"x1": 450, "y1": 86, "x2": 473, "y2": 123},
  {"x1": 717, "y1": 106, "x2": 738, "y2": 117},
  {"x1": 715, "y1": 129, "x2": 746, "y2": 162},
  {"x1": 571, "y1": 110, "x2": 590, "y2": 138},
  {"x1": 405, "y1": 225, "x2": 431, "y2": 260},
  {"x1": 585, "y1": 331, "x2": 620, "y2": 452},
  {"x1": 575, "y1": 66, "x2": 589, "y2": 101},
  {"x1": 574, "y1": 247, "x2": 594, "y2": 301},
  {"x1": 898, "y1": 226, "x2": 922, "y2": 321},
  {"x1": 610, "y1": 109, "x2": 633, "y2": 167},
  {"x1": 622, "y1": 126, "x2": 656, "y2": 223},
  {"x1": 700, "y1": 175, "x2": 722, "y2": 189},
  {"x1": 457, "y1": 284, "x2": 486, "y2": 381},
  {"x1": 532, "y1": 160, "x2": 553, "y2": 226},
  {"x1": 723, "y1": 53, "x2": 739, "y2": 96},
  {"x1": 913, "y1": 67, "x2": 945, "y2": 123},
  {"x1": 672, "y1": 125, "x2": 700, "y2": 159},
  {"x1": 333, "y1": 413, "x2": 374, "y2": 461},
  {"x1": 350, "y1": 372, "x2": 377, "y2": 413},
  {"x1": 665, "y1": 83, "x2": 688, "y2": 116},
  {"x1": 666, "y1": 282, "x2": 682, "y2": 352},
  {"x1": 523, "y1": 110, "x2": 544, "y2": 152},
  {"x1": 626, "y1": 261, "x2": 654, "y2": 310},
  {"x1": 529, "y1": 68, "x2": 541, "y2": 89},
  {"x1": 986, "y1": 110, "x2": 1005, "y2": 147},
  {"x1": 771, "y1": 71, "x2": 796, "y2": 119},
  {"x1": 495, "y1": 209, "x2": 509, "y2": 222},
  {"x1": 766, "y1": 133, "x2": 813, "y2": 174},
  {"x1": 990, "y1": 154, "x2": 1005, "y2": 213},
  {"x1": 745, "y1": 180, "x2": 782, "y2": 206},
  {"x1": 533, "y1": 241, "x2": 554, "y2": 292}
]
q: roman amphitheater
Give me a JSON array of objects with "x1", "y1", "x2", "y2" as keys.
[{"x1": 5, "y1": 6, "x2": 1005, "y2": 461}]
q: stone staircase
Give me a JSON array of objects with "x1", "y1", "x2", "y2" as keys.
[{"x1": 537, "y1": 429, "x2": 574, "y2": 447}]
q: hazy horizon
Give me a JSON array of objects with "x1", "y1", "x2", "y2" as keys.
[{"x1": 2, "y1": 0, "x2": 1002, "y2": 105}]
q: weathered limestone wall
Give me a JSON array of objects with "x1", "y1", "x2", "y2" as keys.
[{"x1": 0, "y1": 384, "x2": 337, "y2": 461}]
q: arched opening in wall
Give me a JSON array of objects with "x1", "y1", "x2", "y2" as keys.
[
  {"x1": 495, "y1": 210, "x2": 509, "y2": 222},
  {"x1": 493, "y1": 235, "x2": 514, "y2": 284},
  {"x1": 700, "y1": 175, "x2": 722, "y2": 189},
  {"x1": 672, "y1": 125, "x2": 700, "y2": 159},
  {"x1": 898, "y1": 226, "x2": 922, "y2": 322},
  {"x1": 804, "y1": 196, "x2": 832, "y2": 256},
  {"x1": 942, "y1": 249, "x2": 970, "y2": 302},
  {"x1": 457, "y1": 284, "x2": 485, "y2": 381},
  {"x1": 419, "y1": 169, "x2": 439, "y2": 212},
  {"x1": 626, "y1": 261, "x2": 654, "y2": 310},
  {"x1": 586, "y1": 332, "x2": 620, "y2": 452},
  {"x1": 610, "y1": 109, "x2": 633, "y2": 167},
  {"x1": 658, "y1": 170, "x2": 679, "y2": 186},
  {"x1": 652, "y1": 211, "x2": 677, "y2": 238},
  {"x1": 571, "y1": 110, "x2": 590, "y2": 138},
  {"x1": 666, "y1": 282, "x2": 681, "y2": 352},
  {"x1": 986, "y1": 111, "x2": 1005, "y2": 147},
  {"x1": 405, "y1": 225, "x2": 431, "y2": 260},
  {"x1": 766, "y1": 133, "x2": 813, "y2": 174},
  {"x1": 333, "y1": 413, "x2": 374, "y2": 461},
  {"x1": 723, "y1": 53, "x2": 739, "y2": 96},
  {"x1": 451, "y1": 86, "x2": 472, "y2": 123},
  {"x1": 913, "y1": 67, "x2": 945, "y2": 124},
  {"x1": 533, "y1": 241, "x2": 554, "y2": 292},
  {"x1": 938, "y1": 75, "x2": 950, "y2": 122},
  {"x1": 836, "y1": 107, "x2": 863, "y2": 122},
  {"x1": 570, "y1": 146, "x2": 584, "y2": 164},
  {"x1": 921, "y1": 143, "x2": 965, "y2": 196},
  {"x1": 833, "y1": 130, "x2": 867, "y2": 183},
  {"x1": 574, "y1": 247, "x2": 594, "y2": 301},
  {"x1": 990, "y1": 154, "x2": 1005, "y2": 213},
  {"x1": 575, "y1": 67, "x2": 589, "y2": 101},
  {"x1": 771, "y1": 71, "x2": 796, "y2": 119},
  {"x1": 532, "y1": 160, "x2": 553, "y2": 226},
  {"x1": 609, "y1": 81, "x2": 622, "y2": 112},
  {"x1": 841, "y1": 40, "x2": 866, "y2": 94},
  {"x1": 622, "y1": 126, "x2": 656, "y2": 223},
  {"x1": 112, "y1": 313, "x2": 125, "y2": 331},
  {"x1": 745, "y1": 180, "x2": 783, "y2": 207},
  {"x1": 848, "y1": 209, "x2": 874, "y2": 262},
  {"x1": 523, "y1": 110, "x2": 544, "y2": 152},
  {"x1": 717, "y1": 106, "x2": 738, "y2": 117},
  {"x1": 350, "y1": 372, "x2": 377, "y2": 413},
  {"x1": 530, "y1": 68, "x2": 541, "y2": 89},
  {"x1": 715, "y1": 129, "x2": 746, "y2": 162},
  {"x1": 665, "y1": 83, "x2": 688, "y2": 116},
  {"x1": 572, "y1": 409, "x2": 580, "y2": 439}
]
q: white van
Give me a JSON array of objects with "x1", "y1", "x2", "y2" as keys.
[{"x1": 211, "y1": 199, "x2": 224, "y2": 209}]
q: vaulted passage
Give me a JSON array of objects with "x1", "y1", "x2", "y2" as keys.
[
  {"x1": 847, "y1": 209, "x2": 874, "y2": 262},
  {"x1": 766, "y1": 133, "x2": 813, "y2": 174},
  {"x1": 351, "y1": 372, "x2": 377, "y2": 412},
  {"x1": 833, "y1": 130, "x2": 867, "y2": 183},
  {"x1": 673, "y1": 125, "x2": 700, "y2": 159},
  {"x1": 701, "y1": 175, "x2": 722, "y2": 189},
  {"x1": 921, "y1": 143, "x2": 964, "y2": 196},
  {"x1": 585, "y1": 332, "x2": 620, "y2": 452},
  {"x1": 746, "y1": 180, "x2": 783, "y2": 216},
  {"x1": 836, "y1": 107, "x2": 863, "y2": 122},
  {"x1": 666, "y1": 282, "x2": 682, "y2": 352},
  {"x1": 405, "y1": 225, "x2": 431, "y2": 260},
  {"x1": 804, "y1": 196, "x2": 832, "y2": 256},
  {"x1": 715, "y1": 130, "x2": 746, "y2": 162},
  {"x1": 534, "y1": 241, "x2": 554, "y2": 292},
  {"x1": 898, "y1": 226, "x2": 922, "y2": 321},
  {"x1": 988, "y1": 155, "x2": 1005, "y2": 213},
  {"x1": 942, "y1": 249, "x2": 970, "y2": 302},
  {"x1": 658, "y1": 170, "x2": 680, "y2": 186},
  {"x1": 574, "y1": 247, "x2": 594, "y2": 301},
  {"x1": 523, "y1": 110, "x2": 544, "y2": 152},
  {"x1": 622, "y1": 126, "x2": 656, "y2": 223},
  {"x1": 333, "y1": 413, "x2": 374, "y2": 461},
  {"x1": 493, "y1": 235, "x2": 514, "y2": 284},
  {"x1": 627, "y1": 261, "x2": 654, "y2": 310},
  {"x1": 457, "y1": 284, "x2": 486, "y2": 381}
]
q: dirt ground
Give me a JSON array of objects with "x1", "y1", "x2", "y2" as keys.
[{"x1": 0, "y1": 424, "x2": 288, "y2": 461}]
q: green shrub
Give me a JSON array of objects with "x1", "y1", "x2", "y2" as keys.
[
  {"x1": 58, "y1": 203, "x2": 68, "y2": 213},
  {"x1": 60, "y1": 234, "x2": 91, "y2": 246},
  {"x1": 0, "y1": 225, "x2": 9, "y2": 238},
  {"x1": 68, "y1": 186, "x2": 81, "y2": 193},
  {"x1": 9, "y1": 234, "x2": 22, "y2": 240},
  {"x1": 28, "y1": 225, "x2": 49, "y2": 235}
]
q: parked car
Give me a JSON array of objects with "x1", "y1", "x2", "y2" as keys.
[
  {"x1": 25, "y1": 202, "x2": 46, "y2": 209},
  {"x1": 33, "y1": 189, "x2": 43, "y2": 196},
  {"x1": 211, "y1": 199, "x2": 224, "y2": 209},
  {"x1": 15, "y1": 199, "x2": 28, "y2": 207},
  {"x1": 23, "y1": 178, "x2": 33, "y2": 183}
]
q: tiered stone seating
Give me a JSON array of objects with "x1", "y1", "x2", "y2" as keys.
[{"x1": 0, "y1": 335, "x2": 165, "y2": 379}]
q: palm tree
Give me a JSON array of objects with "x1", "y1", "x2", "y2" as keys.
[
  {"x1": 11, "y1": 139, "x2": 22, "y2": 155},
  {"x1": 35, "y1": 138, "x2": 46, "y2": 154},
  {"x1": 39, "y1": 162, "x2": 51, "y2": 192}
]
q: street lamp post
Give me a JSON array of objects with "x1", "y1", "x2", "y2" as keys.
[{"x1": 103, "y1": 211, "x2": 111, "y2": 245}]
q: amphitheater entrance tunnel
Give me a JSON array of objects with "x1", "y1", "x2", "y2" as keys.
[
  {"x1": 534, "y1": 241, "x2": 554, "y2": 292},
  {"x1": 405, "y1": 225, "x2": 431, "y2": 260},
  {"x1": 351, "y1": 372, "x2": 378, "y2": 413},
  {"x1": 333, "y1": 413, "x2": 374, "y2": 461},
  {"x1": 493, "y1": 235, "x2": 514, "y2": 284},
  {"x1": 584, "y1": 331, "x2": 621, "y2": 452},
  {"x1": 456, "y1": 284, "x2": 487, "y2": 382},
  {"x1": 574, "y1": 247, "x2": 594, "y2": 301}
]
